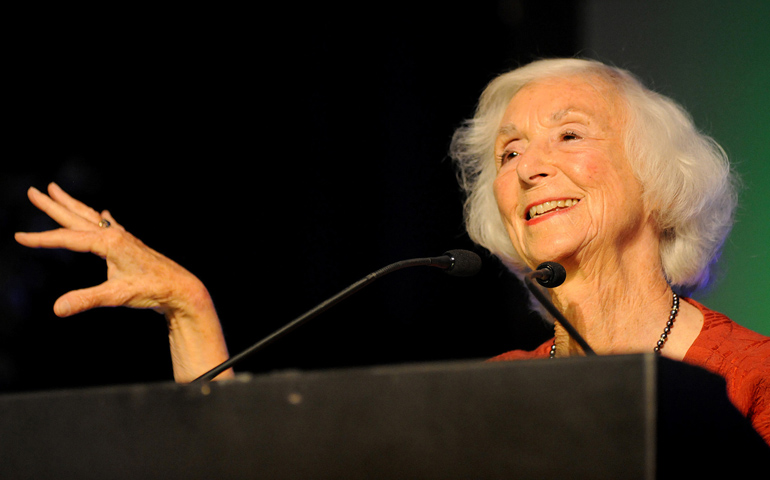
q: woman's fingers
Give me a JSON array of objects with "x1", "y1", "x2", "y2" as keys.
[
  {"x1": 53, "y1": 280, "x2": 158, "y2": 317},
  {"x1": 19, "y1": 183, "x2": 198, "y2": 317},
  {"x1": 26, "y1": 186, "x2": 98, "y2": 231},
  {"x1": 54, "y1": 285, "x2": 107, "y2": 317},
  {"x1": 14, "y1": 229, "x2": 109, "y2": 257},
  {"x1": 17, "y1": 184, "x2": 124, "y2": 259},
  {"x1": 46, "y1": 182, "x2": 104, "y2": 225}
]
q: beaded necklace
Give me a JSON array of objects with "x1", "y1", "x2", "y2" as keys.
[{"x1": 549, "y1": 292, "x2": 680, "y2": 358}]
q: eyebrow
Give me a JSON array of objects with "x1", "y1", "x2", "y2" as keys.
[
  {"x1": 497, "y1": 123, "x2": 519, "y2": 137},
  {"x1": 497, "y1": 107, "x2": 591, "y2": 137},
  {"x1": 551, "y1": 108, "x2": 574, "y2": 121},
  {"x1": 552, "y1": 107, "x2": 596, "y2": 123}
]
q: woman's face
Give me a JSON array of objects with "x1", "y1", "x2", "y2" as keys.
[{"x1": 493, "y1": 75, "x2": 651, "y2": 270}]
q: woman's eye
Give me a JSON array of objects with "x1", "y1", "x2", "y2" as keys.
[
  {"x1": 499, "y1": 150, "x2": 519, "y2": 165},
  {"x1": 561, "y1": 130, "x2": 581, "y2": 141}
]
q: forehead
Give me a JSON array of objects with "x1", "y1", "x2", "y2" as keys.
[{"x1": 501, "y1": 74, "x2": 624, "y2": 128}]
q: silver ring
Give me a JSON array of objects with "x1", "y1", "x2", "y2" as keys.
[{"x1": 98, "y1": 219, "x2": 111, "y2": 228}]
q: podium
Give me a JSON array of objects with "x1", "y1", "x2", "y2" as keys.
[{"x1": 1, "y1": 354, "x2": 767, "y2": 479}]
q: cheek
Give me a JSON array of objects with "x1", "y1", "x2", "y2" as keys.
[
  {"x1": 492, "y1": 173, "x2": 520, "y2": 218},
  {"x1": 567, "y1": 150, "x2": 604, "y2": 182},
  {"x1": 569, "y1": 149, "x2": 636, "y2": 198},
  {"x1": 582, "y1": 161, "x2": 603, "y2": 181}
]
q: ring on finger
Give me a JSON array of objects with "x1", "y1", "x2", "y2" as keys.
[{"x1": 98, "y1": 219, "x2": 111, "y2": 228}]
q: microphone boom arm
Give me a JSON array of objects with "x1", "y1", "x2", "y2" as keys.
[
  {"x1": 193, "y1": 252, "x2": 477, "y2": 383},
  {"x1": 524, "y1": 267, "x2": 596, "y2": 356}
]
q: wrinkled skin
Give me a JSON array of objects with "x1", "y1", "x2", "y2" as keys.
[
  {"x1": 492, "y1": 75, "x2": 703, "y2": 359},
  {"x1": 15, "y1": 183, "x2": 233, "y2": 382}
]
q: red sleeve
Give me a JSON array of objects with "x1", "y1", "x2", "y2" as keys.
[
  {"x1": 683, "y1": 298, "x2": 770, "y2": 445},
  {"x1": 487, "y1": 338, "x2": 553, "y2": 362}
]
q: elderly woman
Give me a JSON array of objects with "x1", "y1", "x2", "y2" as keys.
[
  {"x1": 450, "y1": 58, "x2": 769, "y2": 443},
  {"x1": 14, "y1": 58, "x2": 769, "y2": 445}
]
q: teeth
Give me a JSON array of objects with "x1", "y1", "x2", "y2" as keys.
[{"x1": 528, "y1": 199, "x2": 579, "y2": 220}]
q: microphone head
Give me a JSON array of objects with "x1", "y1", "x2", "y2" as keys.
[
  {"x1": 443, "y1": 249, "x2": 482, "y2": 277},
  {"x1": 535, "y1": 261, "x2": 567, "y2": 288}
]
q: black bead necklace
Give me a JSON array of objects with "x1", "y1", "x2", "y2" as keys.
[{"x1": 549, "y1": 292, "x2": 680, "y2": 358}]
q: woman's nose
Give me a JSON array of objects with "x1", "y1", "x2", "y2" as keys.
[{"x1": 516, "y1": 144, "x2": 557, "y2": 187}]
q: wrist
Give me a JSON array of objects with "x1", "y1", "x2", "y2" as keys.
[{"x1": 163, "y1": 277, "x2": 233, "y2": 382}]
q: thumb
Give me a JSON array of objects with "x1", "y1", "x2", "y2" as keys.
[{"x1": 53, "y1": 283, "x2": 118, "y2": 317}]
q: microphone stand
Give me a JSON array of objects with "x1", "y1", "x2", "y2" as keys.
[
  {"x1": 524, "y1": 274, "x2": 596, "y2": 356},
  {"x1": 193, "y1": 254, "x2": 472, "y2": 383}
]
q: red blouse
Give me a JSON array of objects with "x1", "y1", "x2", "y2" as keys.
[{"x1": 489, "y1": 298, "x2": 770, "y2": 445}]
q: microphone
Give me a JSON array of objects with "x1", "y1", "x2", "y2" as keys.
[
  {"x1": 529, "y1": 261, "x2": 567, "y2": 288},
  {"x1": 193, "y1": 249, "x2": 482, "y2": 382},
  {"x1": 524, "y1": 261, "x2": 596, "y2": 356},
  {"x1": 432, "y1": 249, "x2": 483, "y2": 277}
]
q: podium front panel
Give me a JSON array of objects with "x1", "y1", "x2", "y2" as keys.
[{"x1": 1, "y1": 354, "x2": 765, "y2": 479}]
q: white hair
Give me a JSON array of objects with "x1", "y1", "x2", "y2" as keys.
[{"x1": 450, "y1": 58, "x2": 738, "y2": 294}]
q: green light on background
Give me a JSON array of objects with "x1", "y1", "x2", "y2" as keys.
[{"x1": 583, "y1": 0, "x2": 770, "y2": 334}]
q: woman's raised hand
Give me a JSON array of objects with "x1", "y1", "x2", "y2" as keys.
[{"x1": 15, "y1": 183, "x2": 233, "y2": 382}]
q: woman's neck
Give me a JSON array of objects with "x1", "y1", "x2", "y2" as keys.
[
  {"x1": 545, "y1": 227, "x2": 701, "y2": 359},
  {"x1": 550, "y1": 263, "x2": 674, "y2": 356}
]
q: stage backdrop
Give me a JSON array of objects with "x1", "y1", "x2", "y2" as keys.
[
  {"x1": 1, "y1": 3, "x2": 577, "y2": 391},
  {"x1": 1, "y1": 1, "x2": 767, "y2": 393}
]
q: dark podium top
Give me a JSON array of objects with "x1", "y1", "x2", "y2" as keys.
[{"x1": 1, "y1": 354, "x2": 767, "y2": 479}]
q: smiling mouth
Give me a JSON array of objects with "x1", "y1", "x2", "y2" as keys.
[{"x1": 526, "y1": 199, "x2": 581, "y2": 221}]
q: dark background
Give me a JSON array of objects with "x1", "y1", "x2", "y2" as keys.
[{"x1": 2, "y1": 3, "x2": 581, "y2": 391}]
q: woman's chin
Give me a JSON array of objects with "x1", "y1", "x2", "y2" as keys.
[{"x1": 522, "y1": 245, "x2": 579, "y2": 269}]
